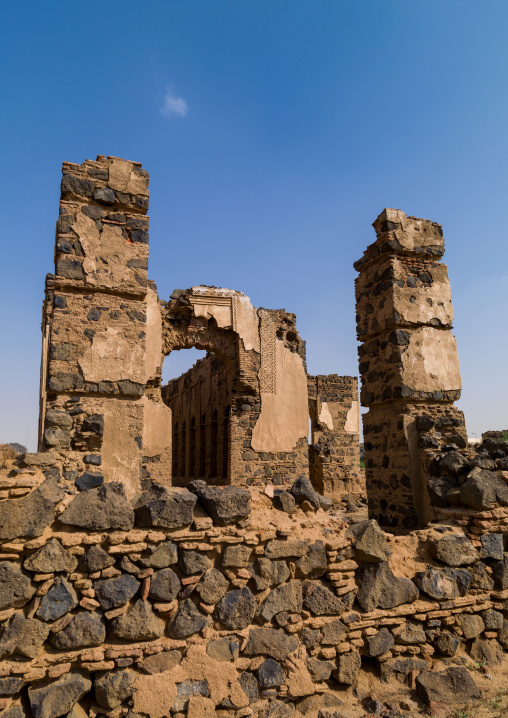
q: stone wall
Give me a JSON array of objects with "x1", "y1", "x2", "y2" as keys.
[
  {"x1": 39, "y1": 156, "x2": 165, "y2": 500},
  {"x1": 9, "y1": 169, "x2": 508, "y2": 717},
  {"x1": 307, "y1": 375, "x2": 363, "y2": 500},
  {"x1": 355, "y1": 209, "x2": 467, "y2": 533},
  {"x1": 40, "y1": 158, "x2": 354, "y2": 493},
  {"x1": 0, "y1": 450, "x2": 506, "y2": 718}
]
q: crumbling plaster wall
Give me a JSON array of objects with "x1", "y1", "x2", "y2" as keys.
[
  {"x1": 308, "y1": 375, "x2": 363, "y2": 500},
  {"x1": 39, "y1": 155, "x2": 163, "y2": 500},
  {"x1": 40, "y1": 155, "x2": 360, "y2": 499},
  {"x1": 160, "y1": 292, "x2": 310, "y2": 486}
]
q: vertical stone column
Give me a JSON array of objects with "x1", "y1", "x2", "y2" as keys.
[
  {"x1": 308, "y1": 375, "x2": 362, "y2": 500},
  {"x1": 39, "y1": 156, "x2": 164, "y2": 498},
  {"x1": 355, "y1": 209, "x2": 467, "y2": 532}
]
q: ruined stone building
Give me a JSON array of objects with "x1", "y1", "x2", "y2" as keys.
[
  {"x1": 39, "y1": 155, "x2": 362, "y2": 501},
  {"x1": 1, "y1": 155, "x2": 508, "y2": 718}
]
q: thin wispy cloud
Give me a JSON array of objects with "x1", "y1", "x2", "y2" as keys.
[{"x1": 160, "y1": 87, "x2": 188, "y2": 118}]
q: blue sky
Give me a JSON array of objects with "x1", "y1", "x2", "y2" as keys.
[{"x1": 1, "y1": 1, "x2": 507, "y2": 449}]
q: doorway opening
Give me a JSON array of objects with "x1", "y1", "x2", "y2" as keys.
[{"x1": 161, "y1": 349, "x2": 232, "y2": 487}]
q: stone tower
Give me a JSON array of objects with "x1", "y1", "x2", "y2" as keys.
[{"x1": 355, "y1": 209, "x2": 467, "y2": 532}]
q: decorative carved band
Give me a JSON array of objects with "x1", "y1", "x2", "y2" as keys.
[
  {"x1": 189, "y1": 290, "x2": 238, "y2": 332},
  {"x1": 259, "y1": 310, "x2": 276, "y2": 394}
]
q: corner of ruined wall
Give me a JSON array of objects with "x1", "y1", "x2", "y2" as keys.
[{"x1": 39, "y1": 156, "x2": 163, "y2": 499}]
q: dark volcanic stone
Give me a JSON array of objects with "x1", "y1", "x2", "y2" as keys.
[
  {"x1": 168, "y1": 598, "x2": 210, "y2": 638},
  {"x1": 439, "y1": 451, "x2": 469, "y2": 476},
  {"x1": 0, "y1": 476, "x2": 64, "y2": 540},
  {"x1": 93, "y1": 188, "x2": 116, "y2": 205},
  {"x1": 415, "y1": 667, "x2": 481, "y2": 706},
  {"x1": 95, "y1": 669, "x2": 136, "y2": 710},
  {"x1": 380, "y1": 657, "x2": 428, "y2": 683},
  {"x1": 28, "y1": 672, "x2": 92, "y2": 718},
  {"x1": 295, "y1": 541, "x2": 327, "y2": 579},
  {"x1": 273, "y1": 491, "x2": 296, "y2": 514},
  {"x1": 481, "y1": 533, "x2": 504, "y2": 561},
  {"x1": 432, "y1": 534, "x2": 478, "y2": 566},
  {"x1": 134, "y1": 484, "x2": 197, "y2": 529},
  {"x1": 110, "y1": 600, "x2": 165, "y2": 641},
  {"x1": 24, "y1": 538, "x2": 78, "y2": 574},
  {"x1": 459, "y1": 613, "x2": 484, "y2": 639},
  {"x1": 460, "y1": 469, "x2": 508, "y2": 510},
  {"x1": 80, "y1": 545, "x2": 115, "y2": 573},
  {"x1": 303, "y1": 582, "x2": 346, "y2": 616},
  {"x1": 243, "y1": 628, "x2": 299, "y2": 660},
  {"x1": 206, "y1": 637, "x2": 239, "y2": 662},
  {"x1": 188, "y1": 483, "x2": 251, "y2": 525},
  {"x1": 366, "y1": 628, "x2": 394, "y2": 657},
  {"x1": 239, "y1": 672, "x2": 259, "y2": 704},
  {"x1": 301, "y1": 627, "x2": 321, "y2": 651},
  {"x1": 321, "y1": 619, "x2": 347, "y2": 645},
  {"x1": 216, "y1": 588, "x2": 257, "y2": 629},
  {"x1": 471, "y1": 454, "x2": 495, "y2": 470},
  {"x1": 348, "y1": 519, "x2": 392, "y2": 563},
  {"x1": 414, "y1": 565, "x2": 471, "y2": 600},
  {"x1": 482, "y1": 608, "x2": 503, "y2": 630},
  {"x1": 59, "y1": 482, "x2": 134, "y2": 530},
  {"x1": 428, "y1": 477, "x2": 455, "y2": 507},
  {"x1": 138, "y1": 650, "x2": 182, "y2": 674},
  {"x1": 179, "y1": 550, "x2": 211, "y2": 576},
  {"x1": 61, "y1": 173, "x2": 94, "y2": 198},
  {"x1": 434, "y1": 631, "x2": 460, "y2": 657},
  {"x1": 0, "y1": 562, "x2": 35, "y2": 610},
  {"x1": 172, "y1": 680, "x2": 209, "y2": 712},
  {"x1": 37, "y1": 577, "x2": 77, "y2": 621},
  {"x1": 290, "y1": 476, "x2": 321, "y2": 509},
  {"x1": 257, "y1": 658, "x2": 285, "y2": 688},
  {"x1": 0, "y1": 677, "x2": 25, "y2": 695},
  {"x1": 264, "y1": 539, "x2": 309, "y2": 559},
  {"x1": 0, "y1": 613, "x2": 49, "y2": 658},
  {"x1": 50, "y1": 612, "x2": 105, "y2": 649},
  {"x1": 75, "y1": 472, "x2": 104, "y2": 491},
  {"x1": 140, "y1": 541, "x2": 178, "y2": 568},
  {"x1": 259, "y1": 582, "x2": 303, "y2": 622},
  {"x1": 55, "y1": 259, "x2": 85, "y2": 281},
  {"x1": 490, "y1": 554, "x2": 508, "y2": 589},
  {"x1": 397, "y1": 622, "x2": 426, "y2": 644},
  {"x1": 333, "y1": 650, "x2": 361, "y2": 685},
  {"x1": 195, "y1": 569, "x2": 229, "y2": 605},
  {"x1": 356, "y1": 562, "x2": 418, "y2": 612},
  {"x1": 81, "y1": 414, "x2": 104, "y2": 436},
  {"x1": 149, "y1": 568, "x2": 181, "y2": 602},
  {"x1": 94, "y1": 574, "x2": 140, "y2": 610},
  {"x1": 306, "y1": 657, "x2": 334, "y2": 682},
  {"x1": 221, "y1": 544, "x2": 252, "y2": 568},
  {"x1": 469, "y1": 637, "x2": 504, "y2": 665}
]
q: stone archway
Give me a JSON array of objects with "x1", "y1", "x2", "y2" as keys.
[{"x1": 159, "y1": 287, "x2": 262, "y2": 487}]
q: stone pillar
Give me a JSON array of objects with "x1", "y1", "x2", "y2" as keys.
[
  {"x1": 308, "y1": 375, "x2": 363, "y2": 500},
  {"x1": 39, "y1": 155, "x2": 165, "y2": 498},
  {"x1": 355, "y1": 209, "x2": 467, "y2": 532}
]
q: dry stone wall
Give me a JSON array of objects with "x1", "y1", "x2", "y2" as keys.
[{"x1": 0, "y1": 449, "x2": 507, "y2": 718}]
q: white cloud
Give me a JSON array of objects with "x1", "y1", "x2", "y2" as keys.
[{"x1": 160, "y1": 87, "x2": 188, "y2": 118}]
